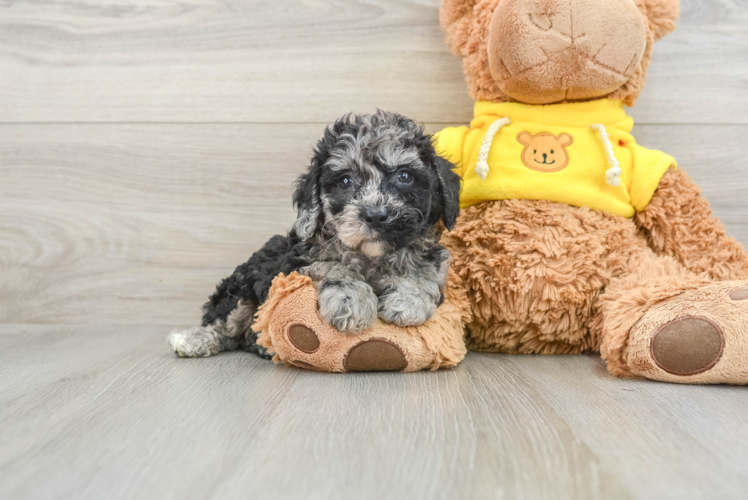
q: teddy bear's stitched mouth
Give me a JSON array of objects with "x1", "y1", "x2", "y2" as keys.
[{"x1": 535, "y1": 159, "x2": 555, "y2": 165}]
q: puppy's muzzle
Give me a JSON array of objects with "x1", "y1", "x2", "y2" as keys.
[{"x1": 364, "y1": 206, "x2": 389, "y2": 228}]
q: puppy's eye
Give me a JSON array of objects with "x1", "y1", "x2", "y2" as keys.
[
  {"x1": 338, "y1": 175, "x2": 353, "y2": 189},
  {"x1": 396, "y1": 169, "x2": 414, "y2": 186}
]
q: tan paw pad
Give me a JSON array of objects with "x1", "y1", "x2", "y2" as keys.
[
  {"x1": 728, "y1": 288, "x2": 748, "y2": 301},
  {"x1": 343, "y1": 339, "x2": 408, "y2": 372},
  {"x1": 287, "y1": 324, "x2": 320, "y2": 353},
  {"x1": 651, "y1": 316, "x2": 725, "y2": 376}
]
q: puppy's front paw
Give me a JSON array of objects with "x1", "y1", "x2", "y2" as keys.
[
  {"x1": 318, "y1": 281, "x2": 378, "y2": 334},
  {"x1": 378, "y1": 281, "x2": 438, "y2": 327}
]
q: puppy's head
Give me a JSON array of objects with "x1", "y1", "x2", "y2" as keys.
[{"x1": 293, "y1": 110, "x2": 461, "y2": 258}]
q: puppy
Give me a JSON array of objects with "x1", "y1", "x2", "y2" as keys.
[{"x1": 169, "y1": 110, "x2": 461, "y2": 358}]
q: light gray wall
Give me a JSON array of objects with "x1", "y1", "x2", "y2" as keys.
[{"x1": 1, "y1": 0, "x2": 747, "y2": 325}]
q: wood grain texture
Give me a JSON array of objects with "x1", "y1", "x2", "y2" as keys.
[
  {"x1": 0, "y1": 0, "x2": 746, "y2": 125},
  {"x1": 2, "y1": 123, "x2": 747, "y2": 325},
  {"x1": 1, "y1": 324, "x2": 748, "y2": 500},
  {"x1": 2, "y1": 1, "x2": 748, "y2": 498}
]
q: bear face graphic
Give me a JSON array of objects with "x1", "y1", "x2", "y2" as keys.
[{"x1": 517, "y1": 132, "x2": 574, "y2": 172}]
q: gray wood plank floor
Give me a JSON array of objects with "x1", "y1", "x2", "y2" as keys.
[
  {"x1": 2, "y1": 324, "x2": 748, "y2": 500},
  {"x1": 2, "y1": 0, "x2": 748, "y2": 498}
]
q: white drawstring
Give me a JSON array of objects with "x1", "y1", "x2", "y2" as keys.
[
  {"x1": 590, "y1": 123, "x2": 622, "y2": 187},
  {"x1": 475, "y1": 116, "x2": 511, "y2": 181}
]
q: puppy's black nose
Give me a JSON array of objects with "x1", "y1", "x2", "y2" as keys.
[{"x1": 365, "y1": 206, "x2": 389, "y2": 226}]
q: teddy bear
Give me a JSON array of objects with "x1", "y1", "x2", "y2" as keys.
[{"x1": 258, "y1": 0, "x2": 748, "y2": 384}]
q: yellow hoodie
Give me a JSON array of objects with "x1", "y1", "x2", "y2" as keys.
[{"x1": 434, "y1": 99, "x2": 676, "y2": 218}]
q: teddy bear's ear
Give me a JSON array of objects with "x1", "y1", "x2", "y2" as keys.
[
  {"x1": 440, "y1": 0, "x2": 478, "y2": 55},
  {"x1": 641, "y1": 0, "x2": 680, "y2": 40},
  {"x1": 517, "y1": 132, "x2": 532, "y2": 146},
  {"x1": 557, "y1": 134, "x2": 574, "y2": 147}
]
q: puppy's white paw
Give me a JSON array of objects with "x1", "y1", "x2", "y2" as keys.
[
  {"x1": 318, "y1": 281, "x2": 378, "y2": 334},
  {"x1": 378, "y1": 281, "x2": 438, "y2": 327},
  {"x1": 168, "y1": 327, "x2": 223, "y2": 358}
]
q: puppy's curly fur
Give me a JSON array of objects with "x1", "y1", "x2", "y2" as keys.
[{"x1": 169, "y1": 110, "x2": 461, "y2": 359}]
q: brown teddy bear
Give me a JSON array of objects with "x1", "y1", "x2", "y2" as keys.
[
  {"x1": 435, "y1": 0, "x2": 748, "y2": 383},
  {"x1": 258, "y1": 0, "x2": 748, "y2": 384}
]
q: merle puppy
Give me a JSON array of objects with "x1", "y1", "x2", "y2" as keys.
[{"x1": 169, "y1": 110, "x2": 461, "y2": 359}]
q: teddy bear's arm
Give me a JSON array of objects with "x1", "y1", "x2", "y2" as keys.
[{"x1": 635, "y1": 168, "x2": 748, "y2": 280}]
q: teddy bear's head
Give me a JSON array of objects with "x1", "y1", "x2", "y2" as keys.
[{"x1": 441, "y1": 0, "x2": 680, "y2": 105}]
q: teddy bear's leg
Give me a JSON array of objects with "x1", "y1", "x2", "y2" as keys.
[
  {"x1": 595, "y1": 248, "x2": 748, "y2": 384},
  {"x1": 252, "y1": 272, "x2": 470, "y2": 372},
  {"x1": 636, "y1": 168, "x2": 748, "y2": 281}
]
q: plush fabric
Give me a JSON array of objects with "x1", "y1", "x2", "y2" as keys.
[
  {"x1": 430, "y1": 0, "x2": 748, "y2": 385},
  {"x1": 435, "y1": 169, "x2": 748, "y2": 385},
  {"x1": 440, "y1": 0, "x2": 679, "y2": 105},
  {"x1": 442, "y1": 196, "x2": 647, "y2": 354},
  {"x1": 255, "y1": 269, "x2": 470, "y2": 372},
  {"x1": 438, "y1": 167, "x2": 748, "y2": 384},
  {"x1": 435, "y1": 99, "x2": 676, "y2": 215},
  {"x1": 608, "y1": 280, "x2": 748, "y2": 384},
  {"x1": 635, "y1": 169, "x2": 748, "y2": 281},
  {"x1": 486, "y1": 0, "x2": 648, "y2": 104}
]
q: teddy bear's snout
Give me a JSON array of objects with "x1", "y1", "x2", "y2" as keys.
[{"x1": 487, "y1": 0, "x2": 648, "y2": 104}]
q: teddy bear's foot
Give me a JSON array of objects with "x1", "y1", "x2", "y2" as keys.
[
  {"x1": 252, "y1": 272, "x2": 469, "y2": 373},
  {"x1": 285, "y1": 324, "x2": 408, "y2": 372},
  {"x1": 625, "y1": 282, "x2": 748, "y2": 384}
]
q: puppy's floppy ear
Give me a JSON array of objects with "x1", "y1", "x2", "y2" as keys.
[
  {"x1": 432, "y1": 155, "x2": 461, "y2": 230},
  {"x1": 294, "y1": 128, "x2": 333, "y2": 240},
  {"x1": 292, "y1": 167, "x2": 320, "y2": 240},
  {"x1": 413, "y1": 125, "x2": 462, "y2": 231}
]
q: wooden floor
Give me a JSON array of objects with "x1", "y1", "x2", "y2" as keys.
[
  {"x1": 2, "y1": 0, "x2": 748, "y2": 498},
  {"x1": 3, "y1": 325, "x2": 748, "y2": 500}
]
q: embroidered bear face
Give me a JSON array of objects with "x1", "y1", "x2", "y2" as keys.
[{"x1": 517, "y1": 132, "x2": 574, "y2": 172}]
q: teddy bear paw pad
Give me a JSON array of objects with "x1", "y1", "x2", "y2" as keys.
[
  {"x1": 728, "y1": 288, "x2": 748, "y2": 301},
  {"x1": 651, "y1": 317, "x2": 725, "y2": 376},
  {"x1": 287, "y1": 324, "x2": 320, "y2": 353},
  {"x1": 343, "y1": 339, "x2": 408, "y2": 372}
]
